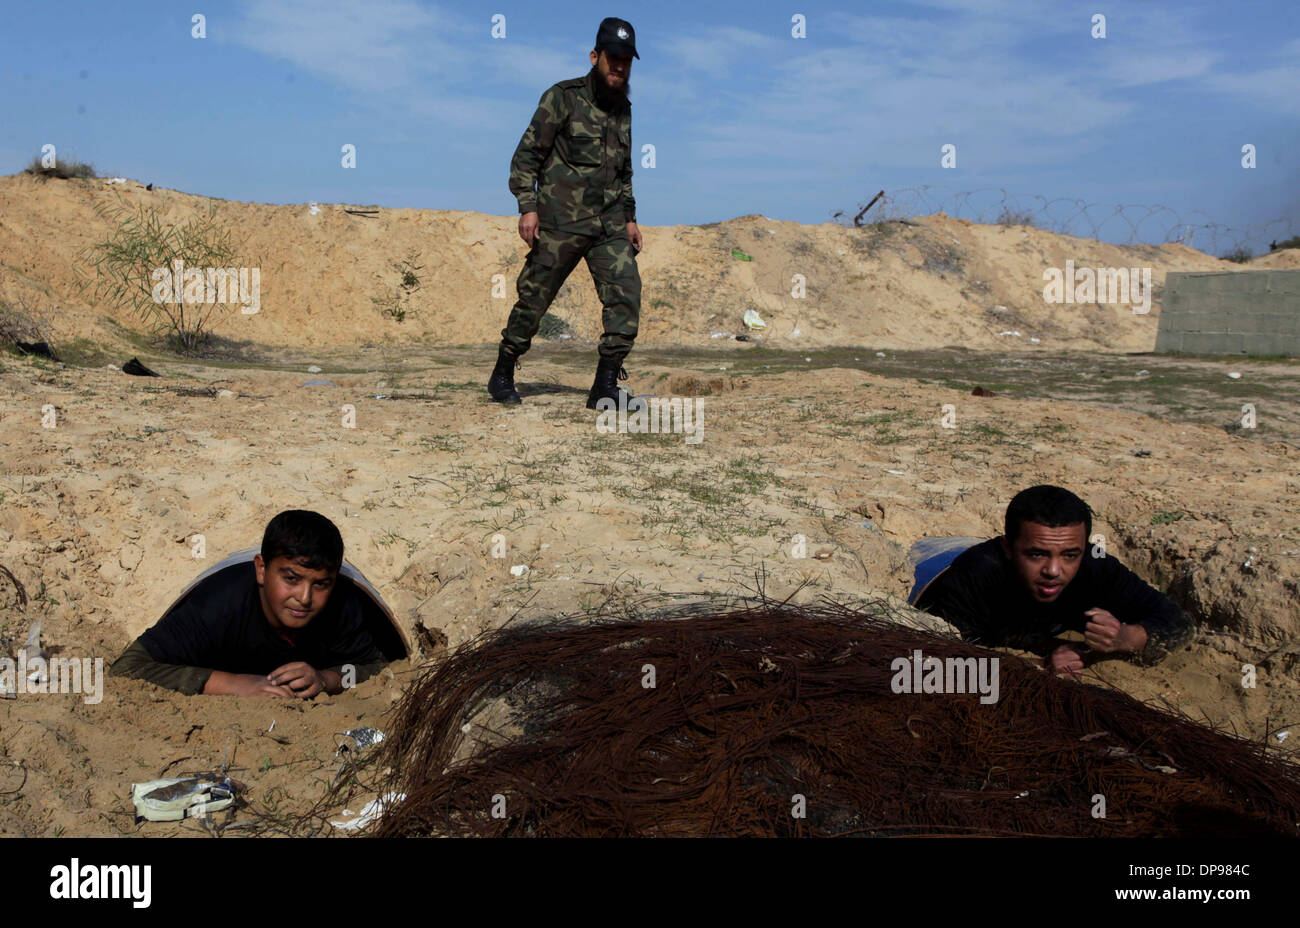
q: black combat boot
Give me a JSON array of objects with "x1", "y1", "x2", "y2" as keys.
[
  {"x1": 488, "y1": 346, "x2": 521, "y2": 404},
  {"x1": 586, "y1": 355, "x2": 644, "y2": 412}
]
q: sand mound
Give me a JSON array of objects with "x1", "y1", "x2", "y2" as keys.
[{"x1": 0, "y1": 173, "x2": 1262, "y2": 358}]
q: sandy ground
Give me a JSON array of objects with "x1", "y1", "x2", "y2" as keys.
[
  {"x1": 1, "y1": 345, "x2": 1298, "y2": 836},
  {"x1": 0, "y1": 174, "x2": 1297, "y2": 836}
]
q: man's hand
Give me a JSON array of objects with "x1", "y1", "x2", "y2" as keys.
[
  {"x1": 626, "y1": 221, "x2": 642, "y2": 253},
  {"x1": 202, "y1": 670, "x2": 296, "y2": 698},
  {"x1": 1084, "y1": 608, "x2": 1147, "y2": 653},
  {"x1": 267, "y1": 661, "x2": 337, "y2": 699},
  {"x1": 519, "y1": 211, "x2": 539, "y2": 247},
  {"x1": 1046, "y1": 644, "x2": 1085, "y2": 678}
]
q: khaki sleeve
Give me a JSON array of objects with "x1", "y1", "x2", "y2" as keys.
[{"x1": 109, "y1": 638, "x2": 214, "y2": 696}]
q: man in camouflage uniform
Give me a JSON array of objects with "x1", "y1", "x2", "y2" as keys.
[{"x1": 489, "y1": 17, "x2": 644, "y2": 410}]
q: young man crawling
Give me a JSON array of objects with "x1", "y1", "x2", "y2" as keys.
[
  {"x1": 913, "y1": 485, "x2": 1194, "y2": 676},
  {"x1": 111, "y1": 510, "x2": 395, "y2": 697}
]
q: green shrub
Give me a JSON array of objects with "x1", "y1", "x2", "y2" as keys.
[
  {"x1": 82, "y1": 197, "x2": 244, "y2": 355},
  {"x1": 24, "y1": 153, "x2": 98, "y2": 179}
]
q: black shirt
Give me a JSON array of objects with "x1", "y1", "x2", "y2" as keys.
[
  {"x1": 914, "y1": 538, "x2": 1193, "y2": 660},
  {"x1": 113, "y1": 562, "x2": 387, "y2": 694}
]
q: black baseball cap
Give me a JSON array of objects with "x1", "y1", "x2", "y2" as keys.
[{"x1": 596, "y1": 17, "x2": 638, "y2": 59}]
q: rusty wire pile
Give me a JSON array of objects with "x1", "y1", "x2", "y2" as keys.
[{"x1": 372, "y1": 599, "x2": 1300, "y2": 837}]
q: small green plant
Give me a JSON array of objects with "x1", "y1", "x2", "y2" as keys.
[
  {"x1": 537, "y1": 313, "x2": 573, "y2": 339},
  {"x1": 372, "y1": 250, "x2": 423, "y2": 323},
  {"x1": 82, "y1": 197, "x2": 245, "y2": 354},
  {"x1": 1270, "y1": 236, "x2": 1300, "y2": 252},
  {"x1": 1151, "y1": 510, "x2": 1185, "y2": 525},
  {"x1": 1220, "y1": 245, "x2": 1253, "y2": 264}
]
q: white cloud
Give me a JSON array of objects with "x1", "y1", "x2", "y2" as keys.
[
  {"x1": 1208, "y1": 65, "x2": 1300, "y2": 117},
  {"x1": 231, "y1": 0, "x2": 582, "y2": 95},
  {"x1": 1108, "y1": 53, "x2": 1221, "y2": 87},
  {"x1": 657, "y1": 24, "x2": 781, "y2": 77},
  {"x1": 232, "y1": 0, "x2": 451, "y2": 93}
]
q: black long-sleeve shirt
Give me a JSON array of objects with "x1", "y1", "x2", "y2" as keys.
[
  {"x1": 111, "y1": 562, "x2": 387, "y2": 695},
  {"x1": 914, "y1": 538, "x2": 1193, "y2": 662}
]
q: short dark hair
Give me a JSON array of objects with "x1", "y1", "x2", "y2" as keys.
[
  {"x1": 1004, "y1": 485, "x2": 1091, "y2": 544},
  {"x1": 261, "y1": 510, "x2": 344, "y2": 573}
]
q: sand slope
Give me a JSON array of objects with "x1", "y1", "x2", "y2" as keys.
[{"x1": 0, "y1": 172, "x2": 1279, "y2": 356}]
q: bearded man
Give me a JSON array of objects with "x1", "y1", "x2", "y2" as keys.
[{"x1": 492, "y1": 17, "x2": 644, "y2": 411}]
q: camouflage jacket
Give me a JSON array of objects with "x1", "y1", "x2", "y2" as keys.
[{"x1": 509, "y1": 70, "x2": 636, "y2": 235}]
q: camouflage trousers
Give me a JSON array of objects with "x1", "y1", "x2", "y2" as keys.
[{"x1": 499, "y1": 226, "x2": 640, "y2": 360}]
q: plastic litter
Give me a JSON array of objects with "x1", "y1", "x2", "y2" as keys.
[
  {"x1": 131, "y1": 776, "x2": 237, "y2": 823},
  {"x1": 330, "y1": 792, "x2": 404, "y2": 831},
  {"x1": 743, "y1": 309, "x2": 766, "y2": 330},
  {"x1": 307, "y1": 365, "x2": 322, "y2": 373},
  {"x1": 23, "y1": 621, "x2": 44, "y2": 687},
  {"x1": 731, "y1": 249, "x2": 752, "y2": 261},
  {"x1": 336, "y1": 727, "x2": 385, "y2": 755},
  {"x1": 0, "y1": 620, "x2": 44, "y2": 697},
  {"x1": 1228, "y1": 372, "x2": 1242, "y2": 379},
  {"x1": 301, "y1": 380, "x2": 336, "y2": 387},
  {"x1": 510, "y1": 565, "x2": 529, "y2": 578}
]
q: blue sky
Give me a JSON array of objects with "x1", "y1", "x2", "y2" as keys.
[{"x1": 2, "y1": 0, "x2": 1296, "y2": 251}]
